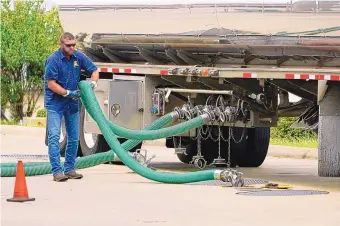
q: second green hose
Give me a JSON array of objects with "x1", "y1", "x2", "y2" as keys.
[{"x1": 78, "y1": 81, "x2": 221, "y2": 184}]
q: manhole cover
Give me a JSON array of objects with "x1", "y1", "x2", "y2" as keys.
[
  {"x1": 0, "y1": 154, "x2": 49, "y2": 159},
  {"x1": 188, "y1": 179, "x2": 267, "y2": 187},
  {"x1": 236, "y1": 190, "x2": 329, "y2": 196}
]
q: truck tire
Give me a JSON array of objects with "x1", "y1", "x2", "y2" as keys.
[
  {"x1": 79, "y1": 105, "x2": 103, "y2": 156},
  {"x1": 238, "y1": 127, "x2": 270, "y2": 167},
  {"x1": 175, "y1": 137, "x2": 197, "y2": 164},
  {"x1": 175, "y1": 136, "x2": 215, "y2": 165},
  {"x1": 220, "y1": 126, "x2": 248, "y2": 167}
]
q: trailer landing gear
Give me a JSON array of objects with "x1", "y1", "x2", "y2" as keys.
[{"x1": 318, "y1": 82, "x2": 340, "y2": 177}]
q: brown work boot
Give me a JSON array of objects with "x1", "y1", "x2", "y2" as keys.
[
  {"x1": 65, "y1": 171, "x2": 83, "y2": 179},
  {"x1": 53, "y1": 173, "x2": 68, "y2": 182}
]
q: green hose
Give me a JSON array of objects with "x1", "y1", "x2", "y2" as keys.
[
  {"x1": 0, "y1": 113, "x2": 174, "y2": 176},
  {"x1": 78, "y1": 81, "x2": 220, "y2": 184},
  {"x1": 1, "y1": 82, "x2": 223, "y2": 184},
  {"x1": 107, "y1": 115, "x2": 205, "y2": 140}
]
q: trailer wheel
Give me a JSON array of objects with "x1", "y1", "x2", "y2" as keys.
[
  {"x1": 79, "y1": 105, "x2": 103, "y2": 156},
  {"x1": 175, "y1": 137, "x2": 196, "y2": 164},
  {"x1": 238, "y1": 127, "x2": 270, "y2": 167},
  {"x1": 175, "y1": 137, "x2": 214, "y2": 165},
  {"x1": 220, "y1": 126, "x2": 248, "y2": 167}
]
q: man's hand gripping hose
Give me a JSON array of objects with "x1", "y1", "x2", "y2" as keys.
[{"x1": 63, "y1": 90, "x2": 81, "y2": 100}]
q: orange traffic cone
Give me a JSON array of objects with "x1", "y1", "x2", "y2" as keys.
[{"x1": 7, "y1": 160, "x2": 35, "y2": 203}]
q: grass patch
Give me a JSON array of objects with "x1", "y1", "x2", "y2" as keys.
[
  {"x1": 0, "y1": 120, "x2": 19, "y2": 125},
  {"x1": 270, "y1": 137, "x2": 318, "y2": 148},
  {"x1": 0, "y1": 120, "x2": 45, "y2": 128}
]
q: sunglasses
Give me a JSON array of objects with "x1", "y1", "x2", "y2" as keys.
[{"x1": 64, "y1": 43, "x2": 76, "y2": 47}]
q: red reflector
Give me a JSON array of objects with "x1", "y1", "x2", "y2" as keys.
[
  {"x1": 331, "y1": 75, "x2": 340, "y2": 81},
  {"x1": 243, "y1": 73, "x2": 251, "y2": 78},
  {"x1": 285, "y1": 74, "x2": 294, "y2": 79},
  {"x1": 160, "y1": 70, "x2": 168, "y2": 75},
  {"x1": 315, "y1": 74, "x2": 324, "y2": 80},
  {"x1": 300, "y1": 74, "x2": 309, "y2": 80}
]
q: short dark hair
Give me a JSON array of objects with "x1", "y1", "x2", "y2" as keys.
[{"x1": 59, "y1": 32, "x2": 75, "y2": 43}]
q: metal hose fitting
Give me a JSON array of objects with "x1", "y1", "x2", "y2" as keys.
[
  {"x1": 200, "y1": 113, "x2": 212, "y2": 124},
  {"x1": 170, "y1": 111, "x2": 180, "y2": 122},
  {"x1": 214, "y1": 169, "x2": 224, "y2": 180},
  {"x1": 220, "y1": 169, "x2": 245, "y2": 187}
]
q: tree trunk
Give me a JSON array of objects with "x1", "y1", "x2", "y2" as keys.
[{"x1": 1, "y1": 107, "x2": 9, "y2": 121}]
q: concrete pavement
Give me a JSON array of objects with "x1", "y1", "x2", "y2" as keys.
[{"x1": 1, "y1": 125, "x2": 340, "y2": 226}]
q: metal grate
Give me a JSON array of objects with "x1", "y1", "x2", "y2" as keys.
[
  {"x1": 236, "y1": 190, "x2": 329, "y2": 196},
  {"x1": 188, "y1": 179, "x2": 267, "y2": 187},
  {"x1": 0, "y1": 154, "x2": 49, "y2": 159}
]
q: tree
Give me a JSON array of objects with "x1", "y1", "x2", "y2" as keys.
[{"x1": 0, "y1": 0, "x2": 63, "y2": 121}]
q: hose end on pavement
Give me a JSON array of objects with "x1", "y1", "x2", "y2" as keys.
[
  {"x1": 214, "y1": 169, "x2": 245, "y2": 187},
  {"x1": 214, "y1": 169, "x2": 223, "y2": 180}
]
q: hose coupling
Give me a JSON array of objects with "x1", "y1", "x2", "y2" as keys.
[
  {"x1": 200, "y1": 113, "x2": 212, "y2": 124},
  {"x1": 174, "y1": 107, "x2": 185, "y2": 120},
  {"x1": 170, "y1": 111, "x2": 180, "y2": 122},
  {"x1": 214, "y1": 169, "x2": 223, "y2": 180},
  {"x1": 213, "y1": 107, "x2": 226, "y2": 123},
  {"x1": 190, "y1": 155, "x2": 207, "y2": 169},
  {"x1": 201, "y1": 105, "x2": 216, "y2": 122},
  {"x1": 219, "y1": 169, "x2": 245, "y2": 187},
  {"x1": 181, "y1": 104, "x2": 194, "y2": 120},
  {"x1": 224, "y1": 106, "x2": 238, "y2": 123},
  {"x1": 130, "y1": 149, "x2": 156, "y2": 168}
]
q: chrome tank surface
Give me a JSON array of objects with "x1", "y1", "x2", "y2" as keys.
[{"x1": 56, "y1": 1, "x2": 340, "y2": 36}]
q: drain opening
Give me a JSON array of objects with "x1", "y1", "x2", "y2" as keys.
[
  {"x1": 188, "y1": 179, "x2": 267, "y2": 187},
  {"x1": 236, "y1": 190, "x2": 329, "y2": 196}
]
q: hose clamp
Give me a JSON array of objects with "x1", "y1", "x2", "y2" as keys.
[
  {"x1": 200, "y1": 113, "x2": 211, "y2": 123},
  {"x1": 214, "y1": 170, "x2": 223, "y2": 180},
  {"x1": 170, "y1": 111, "x2": 180, "y2": 122},
  {"x1": 174, "y1": 107, "x2": 185, "y2": 120}
]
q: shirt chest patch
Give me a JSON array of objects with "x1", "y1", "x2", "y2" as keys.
[{"x1": 74, "y1": 60, "x2": 79, "y2": 67}]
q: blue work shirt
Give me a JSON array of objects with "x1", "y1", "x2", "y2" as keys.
[{"x1": 43, "y1": 48, "x2": 97, "y2": 113}]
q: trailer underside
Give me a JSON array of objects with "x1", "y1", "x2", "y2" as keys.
[{"x1": 72, "y1": 31, "x2": 340, "y2": 177}]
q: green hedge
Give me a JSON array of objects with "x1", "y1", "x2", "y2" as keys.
[
  {"x1": 271, "y1": 117, "x2": 317, "y2": 140},
  {"x1": 36, "y1": 108, "x2": 46, "y2": 117}
]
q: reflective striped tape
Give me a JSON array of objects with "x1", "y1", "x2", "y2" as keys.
[
  {"x1": 98, "y1": 68, "x2": 137, "y2": 73},
  {"x1": 285, "y1": 74, "x2": 340, "y2": 81},
  {"x1": 242, "y1": 72, "x2": 258, "y2": 78},
  {"x1": 97, "y1": 67, "x2": 340, "y2": 81}
]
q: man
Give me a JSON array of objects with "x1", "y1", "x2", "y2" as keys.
[{"x1": 44, "y1": 32, "x2": 99, "y2": 182}]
